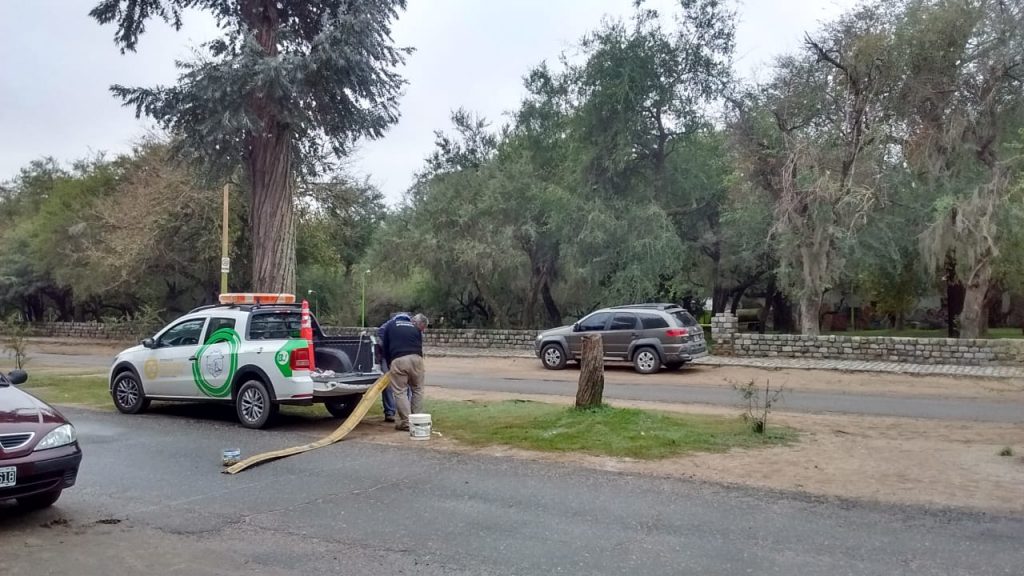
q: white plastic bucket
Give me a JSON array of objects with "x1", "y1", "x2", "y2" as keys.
[{"x1": 409, "y1": 413, "x2": 432, "y2": 440}]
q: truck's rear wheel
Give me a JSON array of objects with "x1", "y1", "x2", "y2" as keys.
[{"x1": 324, "y1": 394, "x2": 362, "y2": 419}]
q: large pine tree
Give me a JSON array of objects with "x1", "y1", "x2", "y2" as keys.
[{"x1": 91, "y1": 0, "x2": 409, "y2": 292}]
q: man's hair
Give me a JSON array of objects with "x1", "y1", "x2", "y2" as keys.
[{"x1": 412, "y1": 313, "x2": 429, "y2": 327}]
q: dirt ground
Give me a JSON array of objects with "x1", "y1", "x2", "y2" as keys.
[{"x1": 12, "y1": 338, "x2": 1024, "y2": 514}]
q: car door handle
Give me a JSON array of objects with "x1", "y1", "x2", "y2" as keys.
[{"x1": 630, "y1": 333, "x2": 639, "y2": 338}]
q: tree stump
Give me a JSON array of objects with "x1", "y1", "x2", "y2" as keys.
[{"x1": 575, "y1": 333, "x2": 605, "y2": 409}]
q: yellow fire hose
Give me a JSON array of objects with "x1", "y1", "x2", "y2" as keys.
[{"x1": 223, "y1": 372, "x2": 392, "y2": 474}]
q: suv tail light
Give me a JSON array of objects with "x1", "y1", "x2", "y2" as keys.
[
  {"x1": 290, "y1": 347, "x2": 311, "y2": 371},
  {"x1": 665, "y1": 328, "x2": 689, "y2": 338}
]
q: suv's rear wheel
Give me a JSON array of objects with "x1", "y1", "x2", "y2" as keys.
[
  {"x1": 632, "y1": 347, "x2": 661, "y2": 374},
  {"x1": 540, "y1": 343, "x2": 568, "y2": 370},
  {"x1": 112, "y1": 371, "x2": 151, "y2": 414},
  {"x1": 236, "y1": 379, "x2": 278, "y2": 429}
]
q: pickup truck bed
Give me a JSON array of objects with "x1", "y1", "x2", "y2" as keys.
[{"x1": 310, "y1": 329, "x2": 382, "y2": 400}]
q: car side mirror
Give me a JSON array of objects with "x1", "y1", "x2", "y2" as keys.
[
  {"x1": 572, "y1": 323, "x2": 581, "y2": 332},
  {"x1": 7, "y1": 370, "x2": 28, "y2": 386},
  {"x1": 142, "y1": 337, "x2": 157, "y2": 349}
]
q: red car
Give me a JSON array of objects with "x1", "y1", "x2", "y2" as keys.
[{"x1": 0, "y1": 369, "x2": 82, "y2": 509}]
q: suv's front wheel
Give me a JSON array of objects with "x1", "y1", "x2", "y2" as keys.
[
  {"x1": 540, "y1": 343, "x2": 568, "y2": 370},
  {"x1": 632, "y1": 347, "x2": 661, "y2": 374}
]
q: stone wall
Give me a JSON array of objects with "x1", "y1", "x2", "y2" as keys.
[
  {"x1": 1, "y1": 322, "x2": 539, "y2": 351},
  {"x1": 323, "y1": 326, "x2": 536, "y2": 350},
  {"x1": 4, "y1": 321, "x2": 156, "y2": 341},
  {"x1": 711, "y1": 312, "x2": 1024, "y2": 366}
]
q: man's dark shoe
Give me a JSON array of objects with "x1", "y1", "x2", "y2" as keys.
[
  {"x1": 395, "y1": 424, "x2": 409, "y2": 432},
  {"x1": 384, "y1": 415, "x2": 396, "y2": 423}
]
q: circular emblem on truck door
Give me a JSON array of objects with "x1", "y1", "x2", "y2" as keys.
[
  {"x1": 192, "y1": 328, "x2": 240, "y2": 398},
  {"x1": 143, "y1": 358, "x2": 159, "y2": 380}
]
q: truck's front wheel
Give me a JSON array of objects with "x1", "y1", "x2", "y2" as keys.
[
  {"x1": 324, "y1": 394, "x2": 362, "y2": 420},
  {"x1": 236, "y1": 379, "x2": 278, "y2": 429}
]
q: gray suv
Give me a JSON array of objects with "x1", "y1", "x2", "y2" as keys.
[{"x1": 534, "y1": 304, "x2": 708, "y2": 374}]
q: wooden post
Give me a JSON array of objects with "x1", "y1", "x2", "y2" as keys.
[{"x1": 575, "y1": 333, "x2": 605, "y2": 409}]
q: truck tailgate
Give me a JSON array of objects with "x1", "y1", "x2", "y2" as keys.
[{"x1": 311, "y1": 372, "x2": 382, "y2": 398}]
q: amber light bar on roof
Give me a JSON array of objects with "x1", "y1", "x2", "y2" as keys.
[{"x1": 218, "y1": 293, "x2": 297, "y2": 305}]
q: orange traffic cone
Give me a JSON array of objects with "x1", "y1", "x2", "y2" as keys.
[{"x1": 300, "y1": 299, "x2": 317, "y2": 371}]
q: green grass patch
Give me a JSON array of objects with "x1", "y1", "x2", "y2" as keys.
[
  {"x1": 426, "y1": 399, "x2": 794, "y2": 459},
  {"x1": 20, "y1": 374, "x2": 111, "y2": 408},
  {"x1": 18, "y1": 376, "x2": 794, "y2": 460}
]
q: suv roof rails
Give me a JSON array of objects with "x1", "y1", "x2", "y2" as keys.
[{"x1": 610, "y1": 303, "x2": 681, "y2": 311}]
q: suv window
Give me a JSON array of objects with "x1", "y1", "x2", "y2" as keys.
[
  {"x1": 158, "y1": 319, "x2": 207, "y2": 347},
  {"x1": 671, "y1": 310, "x2": 699, "y2": 327},
  {"x1": 578, "y1": 312, "x2": 611, "y2": 332},
  {"x1": 609, "y1": 313, "x2": 638, "y2": 331},
  {"x1": 205, "y1": 317, "x2": 237, "y2": 343},
  {"x1": 248, "y1": 312, "x2": 302, "y2": 341},
  {"x1": 639, "y1": 314, "x2": 669, "y2": 329}
]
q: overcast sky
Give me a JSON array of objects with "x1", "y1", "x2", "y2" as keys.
[{"x1": 0, "y1": 0, "x2": 856, "y2": 202}]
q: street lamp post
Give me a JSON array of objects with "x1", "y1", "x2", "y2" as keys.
[
  {"x1": 361, "y1": 269, "x2": 371, "y2": 328},
  {"x1": 307, "y1": 290, "x2": 318, "y2": 318}
]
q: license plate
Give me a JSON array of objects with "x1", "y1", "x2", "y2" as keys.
[{"x1": 0, "y1": 466, "x2": 15, "y2": 488}]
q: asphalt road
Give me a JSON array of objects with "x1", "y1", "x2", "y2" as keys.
[
  {"x1": 18, "y1": 348, "x2": 1024, "y2": 422},
  {"x1": 2, "y1": 408, "x2": 1022, "y2": 575}
]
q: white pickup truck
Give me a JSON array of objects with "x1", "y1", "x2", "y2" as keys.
[{"x1": 108, "y1": 300, "x2": 381, "y2": 428}]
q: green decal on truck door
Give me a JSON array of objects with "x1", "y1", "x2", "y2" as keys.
[
  {"x1": 274, "y1": 339, "x2": 311, "y2": 377},
  {"x1": 192, "y1": 328, "x2": 240, "y2": 397}
]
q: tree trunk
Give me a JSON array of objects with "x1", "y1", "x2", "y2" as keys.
[
  {"x1": 729, "y1": 270, "x2": 764, "y2": 316},
  {"x1": 960, "y1": 260, "x2": 992, "y2": 339},
  {"x1": 798, "y1": 291, "x2": 822, "y2": 337},
  {"x1": 243, "y1": 0, "x2": 294, "y2": 294},
  {"x1": 524, "y1": 270, "x2": 541, "y2": 329},
  {"x1": 709, "y1": 240, "x2": 727, "y2": 314},
  {"x1": 248, "y1": 132, "x2": 296, "y2": 293},
  {"x1": 541, "y1": 279, "x2": 561, "y2": 326},
  {"x1": 943, "y1": 250, "x2": 964, "y2": 338},
  {"x1": 575, "y1": 334, "x2": 605, "y2": 409}
]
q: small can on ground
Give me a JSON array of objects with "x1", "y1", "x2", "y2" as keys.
[{"x1": 222, "y1": 448, "x2": 241, "y2": 466}]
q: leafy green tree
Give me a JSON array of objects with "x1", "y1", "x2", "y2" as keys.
[
  {"x1": 731, "y1": 4, "x2": 897, "y2": 336},
  {"x1": 890, "y1": 0, "x2": 1024, "y2": 338},
  {"x1": 91, "y1": 0, "x2": 410, "y2": 292}
]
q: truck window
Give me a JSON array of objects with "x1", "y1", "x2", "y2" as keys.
[
  {"x1": 205, "y1": 317, "x2": 237, "y2": 343},
  {"x1": 248, "y1": 312, "x2": 303, "y2": 341}
]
